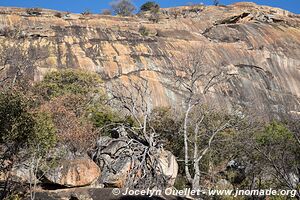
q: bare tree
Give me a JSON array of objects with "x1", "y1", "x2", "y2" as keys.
[
  {"x1": 95, "y1": 75, "x2": 174, "y2": 189},
  {"x1": 164, "y1": 49, "x2": 234, "y2": 189},
  {"x1": 107, "y1": 76, "x2": 156, "y2": 145}
]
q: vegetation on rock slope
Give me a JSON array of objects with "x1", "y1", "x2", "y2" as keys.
[{"x1": 0, "y1": 58, "x2": 299, "y2": 199}]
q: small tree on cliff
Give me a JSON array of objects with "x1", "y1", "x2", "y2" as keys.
[
  {"x1": 213, "y1": 0, "x2": 220, "y2": 6},
  {"x1": 110, "y1": 0, "x2": 136, "y2": 16},
  {"x1": 140, "y1": 1, "x2": 160, "y2": 12}
]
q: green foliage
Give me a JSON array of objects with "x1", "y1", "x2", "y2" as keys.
[
  {"x1": 174, "y1": 175, "x2": 189, "y2": 190},
  {"x1": 31, "y1": 112, "x2": 57, "y2": 155},
  {"x1": 149, "y1": 107, "x2": 183, "y2": 156},
  {"x1": 110, "y1": 0, "x2": 136, "y2": 16},
  {"x1": 91, "y1": 108, "x2": 123, "y2": 128},
  {"x1": 0, "y1": 91, "x2": 57, "y2": 155},
  {"x1": 34, "y1": 69, "x2": 103, "y2": 100},
  {"x1": 140, "y1": 1, "x2": 160, "y2": 12},
  {"x1": 91, "y1": 107, "x2": 136, "y2": 136},
  {"x1": 139, "y1": 25, "x2": 150, "y2": 36},
  {"x1": 0, "y1": 91, "x2": 35, "y2": 149},
  {"x1": 256, "y1": 121, "x2": 294, "y2": 146}
]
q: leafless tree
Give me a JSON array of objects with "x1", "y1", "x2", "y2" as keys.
[
  {"x1": 163, "y1": 49, "x2": 235, "y2": 189},
  {"x1": 107, "y1": 76, "x2": 157, "y2": 146},
  {"x1": 93, "y1": 75, "x2": 174, "y2": 189}
]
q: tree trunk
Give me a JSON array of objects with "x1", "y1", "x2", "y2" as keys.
[
  {"x1": 184, "y1": 103, "x2": 193, "y2": 183},
  {"x1": 192, "y1": 160, "x2": 201, "y2": 190}
]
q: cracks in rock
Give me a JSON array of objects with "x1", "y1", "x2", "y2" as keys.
[
  {"x1": 101, "y1": 68, "x2": 163, "y2": 81},
  {"x1": 215, "y1": 12, "x2": 251, "y2": 25},
  {"x1": 235, "y1": 64, "x2": 274, "y2": 90},
  {"x1": 201, "y1": 13, "x2": 251, "y2": 43},
  {"x1": 235, "y1": 64, "x2": 266, "y2": 71}
]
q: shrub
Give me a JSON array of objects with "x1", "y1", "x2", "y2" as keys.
[
  {"x1": 101, "y1": 9, "x2": 112, "y2": 15},
  {"x1": 255, "y1": 121, "x2": 294, "y2": 147},
  {"x1": 54, "y1": 12, "x2": 63, "y2": 18},
  {"x1": 31, "y1": 112, "x2": 57, "y2": 155},
  {"x1": 33, "y1": 70, "x2": 107, "y2": 152},
  {"x1": 91, "y1": 107, "x2": 136, "y2": 137},
  {"x1": 110, "y1": 0, "x2": 136, "y2": 16},
  {"x1": 81, "y1": 9, "x2": 92, "y2": 16},
  {"x1": 0, "y1": 91, "x2": 35, "y2": 154},
  {"x1": 213, "y1": 0, "x2": 220, "y2": 6},
  {"x1": 138, "y1": 25, "x2": 150, "y2": 36},
  {"x1": 0, "y1": 91, "x2": 57, "y2": 170},
  {"x1": 39, "y1": 95, "x2": 97, "y2": 152},
  {"x1": 91, "y1": 108, "x2": 123, "y2": 128},
  {"x1": 140, "y1": 1, "x2": 160, "y2": 12},
  {"x1": 148, "y1": 107, "x2": 182, "y2": 155},
  {"x1": 34, "y1": 69, "x2": 103, "y2": 100},
  {"x1": 26, "y1": 8, "x2": 42, "y2": 16}
]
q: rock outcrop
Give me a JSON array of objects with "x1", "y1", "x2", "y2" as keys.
[
  {"x1": 91, "y1": 135, "x2": 178, "y2": 189},
  {"x1": 43, "y1": 158, "x2": 101, "y2": 187},
  {"x1": 0, "y1": 2, "x2": 299, "y2": 118},
  {"x1": 28, "y1": 188, "x2": 191, "y2": 200}
]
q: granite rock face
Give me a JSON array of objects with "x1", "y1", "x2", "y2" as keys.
[
  {"x1": 43, "y1": 158, "x2": 101, "y2": 187},
  {"x1": 0, "y1": 2, "x2": 299, "y2": 118}
]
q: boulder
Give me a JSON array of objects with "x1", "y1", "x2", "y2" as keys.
[
  {"x1": 91, "y1": 134, "x2": 179, "y2": 189},
  {"x1": 155, "y1": 149, "x2": 178, "y2": 187},
  {"x1": 101, "y1": 156, "x2": 132, "y2": 188},
  {"x1": 10, "y1": 164, "x2": 39, "y2": 184},
  {"x1": 43, "y1": 158, "x2": 101, "y2": 187}
]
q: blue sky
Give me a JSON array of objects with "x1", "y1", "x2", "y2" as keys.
[{"x1": 0, "y1": 0, "x2": 299, "y2": 14}]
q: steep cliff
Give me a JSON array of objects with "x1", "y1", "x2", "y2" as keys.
[{"x1": 0, "y1": 2, "x2": 299, "y2": 118}]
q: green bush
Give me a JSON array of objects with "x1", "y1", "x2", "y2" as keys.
[
  {"x1": 148, "y1": 107, "x2": 183, "y2": 156},
  {"x1": 91, "y1": 109, "x2": 123, "y2": 128},
  {"x1": 34, "y1": 69, "x2": 103, "y2": 100},
  {"x1": 256, "y1": 121, "x2": 294, "y2": 146},
  {"x1": 31, "y1": 112, "x2": 57, "y2": 155},
  {"x1": 0, "y1": 91, "x2": 35, "y2": 150},
  {"x1": 140, "y1": 1, "x2": 160, "y2": 12},
  {"x1": 0, "y1": 91, "x2": 57, "y2": 161},
  {"x1": 91, "y1": 107, "x2": 136, "y2": 136},
  {"x1": 139, "y1": 25, "x2": 150, "y2": 36}
]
